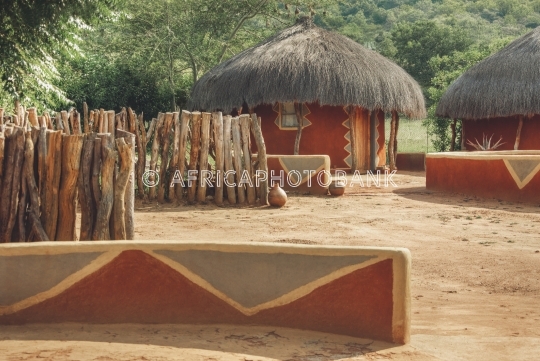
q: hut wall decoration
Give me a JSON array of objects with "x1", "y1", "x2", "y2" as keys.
[
  {"x1": 437, "y1": 27, "x2": 540, "y2": 151},
  {"x1": 189, "y1": 17, "x2": 425, "y2": 172}
]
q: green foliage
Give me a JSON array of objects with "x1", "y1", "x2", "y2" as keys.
[{"x1": 0, "y1": 0, "x2": 119, "y2": 109}]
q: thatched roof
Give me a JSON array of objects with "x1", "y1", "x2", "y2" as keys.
[
  {"x1": 189, "y1": 17, "x2": 426, "y2": 118},
  {"x1": 437, "y1": 27, "x2": 540, "y2": 120}
]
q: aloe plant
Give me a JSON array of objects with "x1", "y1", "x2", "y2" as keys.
[{"x1": 466, "y1": 133, "x2": 505, "y2": 151}]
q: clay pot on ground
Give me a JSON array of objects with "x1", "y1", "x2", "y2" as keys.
[
  {"x1": 268, "y1": 183, "x2": 287, "y2": 207},
  {"x1": 328, "y1": 180, "x2": 345, "y2": 196}
]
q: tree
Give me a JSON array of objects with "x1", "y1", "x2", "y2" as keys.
[{"x1": 0, "y1": 0, "x2": 118, "y2": 107}]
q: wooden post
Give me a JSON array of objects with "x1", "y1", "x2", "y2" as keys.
[
  {"x1": 450, "y1": 119, "x2": 457, "y2": 152},
  {"x1": 112, "y1": 137, "x2": 131, "y2": 240},
  {"x1": 83, "y1": 102, "x2": 89, "y2": 133},
  {"x1": 42, "y1": 130, "x2": 63, "y2": 241},
  {"x1": 168, "y1": 112, "x2": 181, "y2": 199},
  {"x1": 157, "y1": 112, "x2": 174, "y2": 203},
  {"x1": 223, "y1": 115, "x2": 236, "y2": 204},
  {"x1": 0, "y1": 133, "x2": 4, "y2": 191},
  {"x1": 393, "y1": 112, "x2": 399, "y2": 165},
  {"x1": 197, "y1": 112, "x2": 211, "y2": 203},
  {"x1": 107, "y1": 110, "x2": 115, "y2": 136},
  {"x1": 56, "y1": 134, "x2": 84, "y2": 241},
  {"x1": 0, "y1": 108, "x2": 4, "y2": 125},
  {"x1": 28, "y1": 108, "x2": 39, "y2": 128},
  {"x1": 23, "y1": 132, "x2": 49, "y2": 241},
  {"x1": 187, "y1": 112, "x2": 202, "y2": 203},
  {"x1": 135, "y1": 111, "x2": 147, "y2": 199},
  {"x1": 240, "y1": 114, "x2": 256, "y2": 205},
  {"x1": 146, "y1": 118, "x2": 157, "y2": 146},
  {"x1": 71, "y1": 110, "x2": 82, "y2": 134},
  {"x1": 348, "y1": 106, "x2": 358, "y2": 172},
  {"x1": 250, "y1": 114, "x2": 268, "y2": 205},
  {"x1": 91, "y1": 138, "x2": 103, "y2": 208},
  {"x1": 99, "y1": 109, "x2": 106, "y2": 133},
  {"x1": 175, "y1": 111, "x2": 190, "y2": 201},
  {"x1": 116, "y1": 129, "x2": 135, "y2": 240},
  {"x1": 61, "y1": 110, "x2": 71, "y2": 135},
  {"x1": 514, "y1": 115, "x2": 524, "y2": 150},
  {"x1": 461, "y1": 120, "x2": 466, "y2": 150},
  {"x1": 17, "y1": 161, "x2": 28, "y2": 242},
  {"x1": 78, "y1": 133, "x2": 97, "y2": 241},
  {"x1": 231, "y1": 117, "x2": 246, "y2": 204},
  {"x1": 212, "y1": 112, "x2": 224, "y2": 206},
  {"x1": 92, "y1": 136, "x2": 116, "y2": 240},
  {"x1": 389, "y1": 111, "x2": 398, "y2": 171},
  {"x1": 0, "y1": 129, "x2": 25, "y2": 242},
  {"x1": 293, "y1": 102, "x2": 303, "y2": 155},
  {"x1": 149, "y1": 113, "x2": 164, "y2": 200}
]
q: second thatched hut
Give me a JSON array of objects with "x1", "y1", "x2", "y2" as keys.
[
  {"x1": 437, "y1": 27, "x2": 540, "y2": 151},
  {"x1": 190, "y1": 17, "x2": 425, "y2": 172}
]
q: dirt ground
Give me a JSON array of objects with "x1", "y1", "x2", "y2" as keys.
[{"x1": 1, "y1": 171, "x2": 539, "y2": 360}]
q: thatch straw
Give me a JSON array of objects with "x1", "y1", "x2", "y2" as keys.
[
  {"x1": 437, "y1": 27, "x2": 540, "y2": 120},
  {"x1": 189, "y1": 17, "x2": 426, "y2": 119}
]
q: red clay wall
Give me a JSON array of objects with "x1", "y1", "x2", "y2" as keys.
[
  {"x1": 254, "y1": 103, "x2": 351, "y2": 170},
  {"x1": 463, "y1": 116, "x2": 540, "y2": 150}
]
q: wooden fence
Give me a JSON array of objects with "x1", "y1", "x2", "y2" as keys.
[{"x1": 0, "y1": 102, "x2": 135, "y2": 242}]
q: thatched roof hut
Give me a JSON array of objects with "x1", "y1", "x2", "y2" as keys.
[
  {"x1": 189, "y1": 17, "x2": 426, "y2": 171},
  {"x1": 436, "y1": 27, "x2": 540, "y2": 151},
  {"x1": 436, "y1": 27, "x2": 540, "y2": 120},
  {"x1": 189, "y1": 17, "x2": 425, "y2": 119}
]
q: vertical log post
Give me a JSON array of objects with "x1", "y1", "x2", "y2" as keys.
[
  {"x1": 197, "y1": 112, "x2": 211, "y2": 203},
  {"x1": 157, "y1": 112, "x2": 174, "y2": 203},
  {"x1": 0, "y1": 129, "x2": 25, "y2": 242},
  {"x1": 393, "y1": 112, "x2": 400, "y2": 166},
  {"x1": 461, "y1": 120, "x2": 466, "y2": 150},
  {"x1": 37, "y1": 126, "x2": 47, "y2": 219},
  {"x1": 175, "y1": 111, "x2": 190, "y2": 201},
  {"x1": 250, "y1": 114, "x2": 268, "y2": 205},
  {"x1": 71, "y1": 110, "x2": 82, "y2": 134},
  {"x1": 135, "y1": 111, "x2": 147, "y2": 199},
  {"x1": 78, "y1": 133, "x2": 97, "y2": 240},
  {"x1": 348, "y1": 106, "x2": 358, "y2": 172},
  {"x1": 83, "y1": 102, "x2": 89, "y2": 133},
  {"x1": 149, "y1": 113, "x2": 164, "y2": 200},
  {"x1": 116, "y1": 129, "x2": 135, "y2": 240},
  {"x1": 389, "y1": 111, "x2": 398, "y2": 171},
  {"x1": 28, "y1": 108, "x2": 39, "y2": 128},
  {"x1": 42, "y1": 130, "x2": 63, "y2": 240},
  {"x1": 231, "y1": 117, "x2": 246, "y2": 204},
  {"x1": 92, "y1": 137, "x2": 103, "y2": 209},
  {"x1": 107, "y1": 110, "x2": 115, "y2": 137},
  {"x1": 56, "y1": 134, "x2": 84, "y2": 241},
  {"x1": 61, "y1": 110, "x2": 71, "y2": 135},
  {"x1": 450, "y1": 119, "x2": 457, "y2": 152},
  {"x1": 240, "y1": 114, "x2": 256, "y2": 205},
  {"x1": 93, "y1": 135, "x2": 116, "y2": 240},
  {"x1": 168, "y1": 112, "x2": 181, "y2": 199},
  {"x1": 514, "y1": 115, "x2": 524, "y2": 150},
  {"x1": 212, "y1": 112, "x2": 224, "y2": 206},
  {"x1": 293, "y1": 102, "x2": 303, "y2": 155},
  {"x1": 223, "y1": 115, "x2": 236, "y2": 205},
  {"x1": 112, "y1": 137, "x2": 131, "y2": 240},
  {"x1": 187, "y1": 112, "x2": 202, "y2": 203}
]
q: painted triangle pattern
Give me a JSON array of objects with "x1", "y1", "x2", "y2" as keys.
[
  {"x1": 342, "y1": 107, "x2": 352, "y2": 167},
  {"x1": 503, "y1": 158, "x2": 540, "y2": 189}
]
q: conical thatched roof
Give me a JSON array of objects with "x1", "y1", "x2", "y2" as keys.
[
  {"x1": 189, "y1": 17, "x2": 426, "y2": 118},
  {"x1": 437, "y1": 27, "x2": 540, "y2": 120}
]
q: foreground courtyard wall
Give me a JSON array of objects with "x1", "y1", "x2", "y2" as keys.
[
  {"x1": 0, "y1": 241, "x2": 411, "y2": 344},
  {"x1": 426, "y1": 151, "x2": 540, "y2": 203}
]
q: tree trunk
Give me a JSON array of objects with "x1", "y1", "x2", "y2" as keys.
[
  {"x1": 187, "y1": 112, "x2": 202, "y2": 203},
  {"x1": 348, "y1": 106, "x2": 358, "y2": 171},
  {"x1": 0, "y1": 129, "x2": 25, "y2": 242},
  {"x1": 450, "y1": 118, "x2": 457, "y2": 152},
  {"x1": 293, "y1": 102, "x2": 303, "y2": 155},
  {"x1": 240, "y1": 115, "x2": 255, "y2": 205},
  {"x1": 157, "y1": 112, "x2": 174, "y2": 203},
  {"x1": 112, "y1": 137, "x2": 131, "y2": 240},
  {"x1": 223, "y1": 115, "x2": 236, "y2": 205},
  {"x1": 148, "y1": 114, "x2": 164, "y2": 200},
  {"x1": 250, "y1": 114, "x2": 268, "y2": 205},
  {"x1": 42, "y1": 130, "x2": 63, "y2": 241},
  {"x1": 56, "y1": 134, "x2": 84, "y2": 241},
  {"x1": 389, "y1": 111, "x2": 398, "y2": 171},
  {"x1": 78, "y1": 133, "x2": 97, "y2": 241},
  {"x1": 197, "y1": 113, "x2": 211, "y2": 202},
  {"x1": 514, "y1": 115, "x2": 524, "y2": 150},
  {"x1": 213, "y1": 112, "x2": 225, "y2": 206},
  {"x1": 231, "y1": 117, "x2": 246, "y2": 204},
  {"x1": 92, "y1": 138, "x2": 116, "y2": 240}
]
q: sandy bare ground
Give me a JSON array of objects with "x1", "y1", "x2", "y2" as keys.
[{"x1": 1, "y1": 172, "x2": 539, "y2": 360}]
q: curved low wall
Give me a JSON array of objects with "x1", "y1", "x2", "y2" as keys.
[
  {"x1": 266, "y1": 154, "x2": 331, "y2": 195},
  {"x1": 426, "y1": 151, "x2": 540, "y2": 203},
  {"x1": 0, "y1": 241, "x2": 411, "y2": 344}
]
